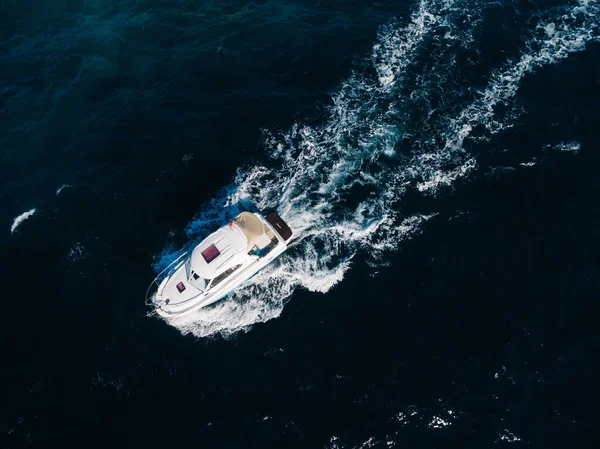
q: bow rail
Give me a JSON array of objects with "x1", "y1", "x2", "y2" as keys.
[{"x1": 145, "y1": 252, "x2": 189, "y2": 306}]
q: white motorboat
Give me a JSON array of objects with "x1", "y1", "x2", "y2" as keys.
[{"x1": 146, "y1": 211, "x2": 293, "y2": 318}]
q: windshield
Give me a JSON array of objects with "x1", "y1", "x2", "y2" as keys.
[{"x1": 187, "y1": 262, "x2": 209, "y2": 291}]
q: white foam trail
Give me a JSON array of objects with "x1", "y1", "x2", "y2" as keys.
[
  {"x1": 415, "y1": 157, "x2": 477, "y2": 192},
  {"x1": 411, "y1": 0, "x2": 598, "y2": 193},
  {"x1": 156, "y1": 0, "x2": 598, "y2": 338},
  {"x1": 11, "y1": 209, "x2": 36, "y2": 234},
  {"x1": 373, "y1": 0, "x2": 454, "y2": 87},
  {"x1": 450, "y1": 1, "x2": 597, "y2": 147}
]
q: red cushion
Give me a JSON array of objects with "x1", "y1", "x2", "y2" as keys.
[{"x1": 201, "y1": 244, "x2": 220, "y2": 263}]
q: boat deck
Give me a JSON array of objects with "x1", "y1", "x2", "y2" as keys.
[{"x1": 160, "y1": 261, "x2": 202, "y2": 305}]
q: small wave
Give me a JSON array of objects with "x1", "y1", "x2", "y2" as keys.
[
  {"x1": 498, "y1": 429, "x2": 522, "y2": 443},
  {"x1": 67, "y1": 241, "x2": 87, "y2": 263},
  {"x1": 10, "y1": 209, "x2": 36, "y2": 235},
  {"x1": 56, "y1": 184, "x2": 71, "y2": 196},
  {"x1": 554, "y1": 141, "x2": 581, "y2": 152},
  {"x1": 428, "y1": 415, "x2": 453, "y2": 429}
]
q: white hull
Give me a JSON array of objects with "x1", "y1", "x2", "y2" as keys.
[{"x1": 146, "y1": 212, "x2": 292, "y2": 318}]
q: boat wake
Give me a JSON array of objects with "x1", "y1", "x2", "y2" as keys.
[{"x1": 155, "y1": 0, "x2": 599, "y2": 338}]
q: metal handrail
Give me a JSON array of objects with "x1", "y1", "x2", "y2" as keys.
[{"x1": 144, "y1": 251, "x2": 188, "y2": 306}]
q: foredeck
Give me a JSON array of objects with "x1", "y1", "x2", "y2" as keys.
[{"x1": 159, "y1": 260, "x2": 201, "y2": 306}]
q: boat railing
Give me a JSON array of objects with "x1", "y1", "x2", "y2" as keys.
[{"x1": 145, "y1": 252, "x2": 188, "y2": 306}]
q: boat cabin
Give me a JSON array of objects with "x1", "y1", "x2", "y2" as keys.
[{"x1": 159, "y1": 212, "x2": 280, "y2": 304}]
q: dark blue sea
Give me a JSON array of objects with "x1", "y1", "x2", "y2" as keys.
[{"x1": 2, "y1": 0, "x2": 600, "y2": 447}]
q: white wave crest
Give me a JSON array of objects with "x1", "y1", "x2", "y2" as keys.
[
  {"x1": 554, "y1": 141, "x2": 581, "y2": 152},
  {"x1": 11, "y1": 209, "x2": 36, "y2": 235},
  {"x1": 498, "y1": 429, "x2": 522, "y2": 443},
  {"x1": 56, "y1": 184, "x2": 71, "y2": 196}
]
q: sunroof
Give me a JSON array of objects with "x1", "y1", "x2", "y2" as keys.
[{"x1": 201, "y1": 244, "x2": 220, "y2": 263}]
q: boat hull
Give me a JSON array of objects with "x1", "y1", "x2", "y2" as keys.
[
  {"x1": 147, "y1": 211, "x2": 292, "y2": 319},
  {"x1": 154, "y1": 247, "x2": 286, "y2": 318}
]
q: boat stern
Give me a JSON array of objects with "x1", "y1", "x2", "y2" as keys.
[{"x1": 265, "y1": 212, "x2": 293, "y2": 241}]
